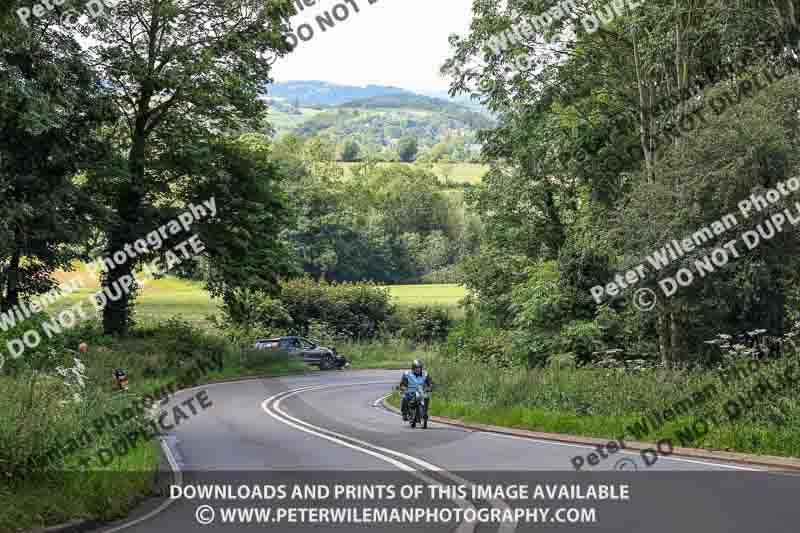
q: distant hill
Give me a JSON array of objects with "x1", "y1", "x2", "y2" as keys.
[
  {"x1": 265, "y1": 81, "x2": 495, "y2": 161},
  {"x1": 422, "y1": 90, "x2": 491, "y2": 115},
  {"x1": 268, "y1": 80, "x2": 416, "y2": 107},
  {"x1": 336, "y1": 95, "x2": 493, "y2": 130}
]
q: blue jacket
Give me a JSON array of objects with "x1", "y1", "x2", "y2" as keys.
[{"x1": 401, "y1": 370, "x2": 431, "y2": 397}]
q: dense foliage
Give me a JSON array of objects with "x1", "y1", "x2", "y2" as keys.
[
  {"x1": 269, "y1": 135, "x2": 480, "y2": 284},
  {"x1": 443, "y1": 0, "x2": 800, "y2": 367}
]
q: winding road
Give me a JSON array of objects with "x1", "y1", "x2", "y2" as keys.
[{"x1": 99, "y1": 370, "x2": 800, "y2": 533}]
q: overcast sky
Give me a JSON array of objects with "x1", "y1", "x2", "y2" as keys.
[{"x1": 271, "y1": 0, "x2": 475, "y2": 94}]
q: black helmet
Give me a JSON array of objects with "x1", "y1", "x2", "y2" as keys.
[{"x1": 412, "y1": 359, "x2": 423, "y2": 372}]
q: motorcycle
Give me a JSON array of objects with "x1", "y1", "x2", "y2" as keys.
[{"x1": 406, "y1": 384, "x2": 431, "y2": 429}]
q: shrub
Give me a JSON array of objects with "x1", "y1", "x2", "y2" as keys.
[
  {"x1": 219, "y1": 289, "x2": 293, "y2": 331},
  {"x1": 445, "y1": 315, "x2": 525, "y2": 370},
  {"x1": 402, "y1": 306, "x2": 452, "y2": 343},
  {"x1": 558, "y1": 320, "x2": 605, "y2": 363},
  {"x1": 421, "y1": 265, "x2": 464, "y2": 284},
  {"x1": 278, "y1": 278, "x2": 395, "y2": 340},
  {"x1": 0, "y1": 312, "x2": 69, "y2": 376},
  {"x1": 548, "y1": 352, "x2": 577, "y2": 369}
]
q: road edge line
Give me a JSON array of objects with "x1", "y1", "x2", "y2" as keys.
[
  {"x1": 263, "y1": 384, "x2": 482, "y2": 533},
  {"x1": 28, "y1": 438, "x2": 182, "y2": 533},
  {"x1": 379, "y1": 396, "x2": 800, "y2": 472}
]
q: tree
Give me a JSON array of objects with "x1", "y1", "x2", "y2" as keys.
[
  {"x1": 430, "y1": 142, "x2": 451, "y2": 162},
  {"x1": 0, "y1": 3, "x2": 113, "y2": 311},
  {"x1": 621, "y1": 72, "x2": 800, "y2": 361},
  {"x1": 398, "y1": 137, "x2": 419, "y2": 162},
  {"x1": 82, "y1": 0, "x2": 294, "y2": 334},
  {"x1": 184, "y1": 133, "x2": 296, "y2": 301},
  {"x1": 438, "y1": 159, "x2": 455, "y2": 187},
  {"x1": 341, "y1": 139, "x2": 360, "y2": 162},
  {"x1": 442, "y1": 0, "x2": 800, "y2": 366}
]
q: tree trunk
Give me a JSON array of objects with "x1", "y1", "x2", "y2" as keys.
[
  {"x1": 2, "y1": 247, "x2": 21, "y2": 311},
  {"x1": 631, "y1": 27, "x2": 655, "y2": 181},
  {"x1": 103, "y1": 116, "x2": 147, "y2": 335},
  {"x1": 670, "y1": 300, "x2": 690, "y2": 363},
  {"x1": 762, "y1": 280, "x2": 786, "y2": 336},
  {"x1": 657, "y1": 299, "x2": 673, "y2": 364}
]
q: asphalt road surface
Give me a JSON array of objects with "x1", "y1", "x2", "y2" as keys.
[{"x1": 99, "y1": 370, "x2": 800, "y2": 533}]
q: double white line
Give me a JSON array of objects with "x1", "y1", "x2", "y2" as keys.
[{"x1": 262, "y1": 382, "x2": 518, "y2": 533}]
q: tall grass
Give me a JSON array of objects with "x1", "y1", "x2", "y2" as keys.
[
  {"x1": 341, "y1": 338, "x2": 443, "y2": 369},
  {"x1": 0, "y1": 318, "x2": 307, "y2": 531},
  {"x1": 423, "y1": 354, "x2": 800, "y2": 457}
]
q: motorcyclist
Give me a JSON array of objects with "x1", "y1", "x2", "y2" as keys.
[{"x1": 399, "y1": 359, "x2": 433, "y2": 421}]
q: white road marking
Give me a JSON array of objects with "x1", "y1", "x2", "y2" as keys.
[
  {"x1": 263, "y1": 382, "x2": 518, "y2": 533},
  {"x1": 485, "y1": 431, "x2": 763, "y2": 471},
  {"x1": 378, "y1": 393, "x2": 762, "y2": 472},
  {"x1": 99, "y1": 438, "x2": 182, "y2": 533}
]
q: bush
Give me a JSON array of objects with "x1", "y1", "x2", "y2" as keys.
[
  {"x1": 445, "y1": 315, "x2": 525, "y2": 370},
  {"x1": 219, "y1": 289, "x2": 293, "y2": 332},
  {"x1": 558, "y1": 320, "x2": 605, "y2": 363},
  {"x1": 402, "y1": 306, "x2": 452, "y2": 343},
  {"x1": 0, "y1": 312, "x2": 69, "y2": 376},
  {"x1": 278, "y1": 278, "x2": 395, "y2": 340},
  {"x1": 421, "y1": 265, "x2": 464, "y2": 284}
]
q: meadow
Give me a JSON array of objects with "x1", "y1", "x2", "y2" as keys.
[
  {"x1": 50, "y1": 274, "x2": 466, "y2": 328},
  {"x1": 337, "y1": 161, "x2": 487, "y2": 185}
]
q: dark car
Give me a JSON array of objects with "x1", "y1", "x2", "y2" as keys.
[{"x1": 254, "y1": 336, "x2": 349, "y2": 370}]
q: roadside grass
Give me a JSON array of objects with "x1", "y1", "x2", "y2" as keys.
[
  {"x1": 386, "y1": 355, "x2": 800, "y2": 461},
  {"x1": 2, "y1": 315, "x2": 442, "y2": 531},
  {"x1": 343, "y1": 340, "x2": 440, "y2": 369},
  {"x1": 0, "y1": 320, "x2": 310, "y2": 532},
  {"x1": 0, "y1": 444, "x2": 157, "y2": 533},
  {"x1": 385, "y1": 394, "x2": 696, "y2": 445}
]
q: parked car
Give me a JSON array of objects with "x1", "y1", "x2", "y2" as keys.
[{"x1": 254, "y1": 336, "x2": 349, "y2": 370}]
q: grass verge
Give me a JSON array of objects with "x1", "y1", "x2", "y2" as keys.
[
  {"x1": 342, "y1": 340, "x2": 440, "y2": 369},
  {"x1": 2, "y1": 319, "x2": 439, "y2": 532},
  {"x1": 385, "y1": 354, "x2": 800, "y2": 462}
]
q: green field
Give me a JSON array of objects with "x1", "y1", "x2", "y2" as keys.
[
  {"x1": 52, "y1": 278, "x2": 466, "y2": 326},
  {"x1": 266, "y1": 106, "x2": 324, "y2": 131},
  {"x1": 383, "y1": 283, "x2": 465, "y2": 310},
  {"x1": 338, "y1": 162, "x2": 487, "y2": 185}
]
